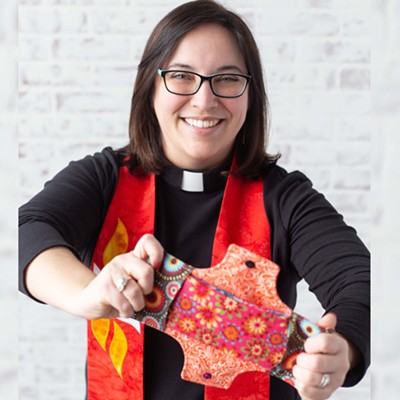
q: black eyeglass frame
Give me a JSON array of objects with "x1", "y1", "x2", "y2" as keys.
[{"x1": 157, "y1": 69, "x2": 252, "y2": 99}]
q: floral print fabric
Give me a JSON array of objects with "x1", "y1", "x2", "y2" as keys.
[
  {"x1": 169, "y1": 276, "x2": 288, "y2": 369},
  {"x1": 131, "y1": 244, "x2": 332, "y2": 389},
  {"x1": 164, "y1": 276, "x2": 289, "y2": 387}
]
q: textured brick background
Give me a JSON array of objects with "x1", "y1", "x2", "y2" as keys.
[{"x1": 2, "y1": 0, "x2": 398, "y2": 398}]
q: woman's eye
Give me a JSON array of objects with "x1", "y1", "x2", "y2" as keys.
[
  {"x1": 171, "y1": 73, "x2": 191, "y2": 80},
  {"x1": 217, "y1": 75, "x2": 239, "y2": 82}
]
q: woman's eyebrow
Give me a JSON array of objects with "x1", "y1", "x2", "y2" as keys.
[
  {"x1": 165, "y1": 63, "x2": 193, "y2": 70},
  {"x1": 215, "y1": 65, "x2": 244, "y2": 73},
  {"x1": 165, "y1": 63, "x2": 245, "y2": 73}
]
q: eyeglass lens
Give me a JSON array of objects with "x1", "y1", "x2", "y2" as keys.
[{"x1": 163, "y1": 71, "x2": 248, "y2": 97}]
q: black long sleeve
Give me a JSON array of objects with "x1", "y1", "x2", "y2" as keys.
[
  {"x1": 264, "y1": 166, "x2": 370, "y2": 387},
  {"x1": 18, "y1": 147, "x2": 121, "y2": 296}
]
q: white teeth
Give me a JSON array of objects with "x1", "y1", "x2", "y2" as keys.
[{"x1": 185, "y1": 119, "x2": 219, "y2": 128}]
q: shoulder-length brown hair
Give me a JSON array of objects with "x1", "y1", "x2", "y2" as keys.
[{"x1": 123, "y1": 0, "x2": 279, "y2": 178}]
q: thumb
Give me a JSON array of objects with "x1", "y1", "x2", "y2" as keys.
[
  {"x1": 133, "y1": 234, "x2": 164, "y2": 269},
  {"x1": 318, "y1": 312, "x2": 337, "y2": 330}
]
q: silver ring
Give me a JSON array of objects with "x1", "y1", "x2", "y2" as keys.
[
  {"x1": 319, "y1": 373, "x2": 331, "y2": 388},
  {"x1": 116, "y1": 276, "x2": 129, "y2": 293}
]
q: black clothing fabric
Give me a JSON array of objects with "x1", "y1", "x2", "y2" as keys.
[{"x1": 19, "y1": 147, "x2": 370, "y2": 400}]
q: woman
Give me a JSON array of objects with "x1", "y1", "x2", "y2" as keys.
[{"x1": 19, "y1": 1, "x2": 370, "y2": 399}]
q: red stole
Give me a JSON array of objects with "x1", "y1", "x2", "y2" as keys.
[{"x1": 87, "y1": 165, "x2": 271, "y2": 400}]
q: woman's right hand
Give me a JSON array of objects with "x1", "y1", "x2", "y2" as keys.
[
  {"x1": 76, "y1": 234, "x2": 164, "y2": 320},
  {"x1": 25, "y1": 234, "x2": 164, "y2": 320}
]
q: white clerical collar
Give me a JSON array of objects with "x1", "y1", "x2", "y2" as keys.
[
  {"x1": 181, "y1": 170, "x2": 204, "y2": 192},
  {"x1": 159, "y1": 158, "x2": 232, "y2": 193}
]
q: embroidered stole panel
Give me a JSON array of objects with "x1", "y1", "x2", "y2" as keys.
[{"x1": 87, "y1": 167, "x2": 271, "y2": 400}]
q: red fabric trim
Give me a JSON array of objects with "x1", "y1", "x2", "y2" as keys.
[
  {"x1": 212, "y1": 174, "x2": 270, "y2": 265},
  {"x1": 88, "y1": 167, "x2": 271, "y2": 400},
  {"x1": 88, "y1": 320, "x2": 144, "y2": 400},
  {"x1": 206, "y1": 174, "x2": 271, "y2": 400},
  {"x1": 205, "y1": 372, "x2": 270, "y2": 400},
  {"x1": 92, "y1": 169, "x2": 155, "y2": 268}
]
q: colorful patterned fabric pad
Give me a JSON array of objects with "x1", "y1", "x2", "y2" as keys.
[
  {"x1": 131, "y1": 244, "x2": 333, "y2": 389},
  {"x1": 132, "y1": 253, "x2": 194, "y2": 330}
]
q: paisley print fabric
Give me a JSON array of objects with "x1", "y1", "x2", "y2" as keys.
[
  {"x1": 164, "y1": 275, "x2": 288, "y2": 388},
  {"x1": 192, "y1": 245, "x2": 291, "y2": 314}
]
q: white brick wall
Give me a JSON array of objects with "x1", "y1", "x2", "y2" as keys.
[
  {"x1": 370, "y1": 0, "x2": 400, "y2": 399},
  {"x1": 4, "y1": 0, "x2": 396, "y2": 398},
  {"x1": 0, "y1": 0, "x2": 18, "y2": 398}
]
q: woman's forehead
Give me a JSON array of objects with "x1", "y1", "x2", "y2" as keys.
[{"x1": 165, "y1": 24, "x2": 246, "y2": 72}]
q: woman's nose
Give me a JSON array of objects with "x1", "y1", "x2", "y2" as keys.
[{"x1": 190, "y1": 80, "x2": 218, "y2": 110}]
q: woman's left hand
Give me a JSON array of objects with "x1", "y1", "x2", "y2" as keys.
[{"x1": 292, "y1": 312, "x2": 358, "y2": 400}]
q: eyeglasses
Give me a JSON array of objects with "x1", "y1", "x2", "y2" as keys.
[{"x1": 157, "y1": 69, "x2": 251, "y2": 98}]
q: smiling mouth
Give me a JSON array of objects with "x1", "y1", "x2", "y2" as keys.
[{"x1": 184, "y1": 118, "x2": 221, "y2": 129}]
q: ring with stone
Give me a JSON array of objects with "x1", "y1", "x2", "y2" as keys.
[
  {"x1": 116, "y1": 276, "x2": 129, "y2": 293},
  {"x1": 319, "y1": 373, "x2": 331, "y2": 388}
]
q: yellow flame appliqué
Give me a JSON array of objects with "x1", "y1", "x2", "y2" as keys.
[
  {"x1": 103, "y1": 218, "x2": 129, "y2": 266},
  {"x1": 91, "y1": 319, "x2": 110, "y2": 351},
  {"x1": 109, "y1": 321, "x2": 128, "y2": 379},
  {"x1": 91, "y1": 319, "x2": 129, "y2": 380}
]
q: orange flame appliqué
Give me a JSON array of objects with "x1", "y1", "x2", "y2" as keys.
[{"x1": 103, "y1": 218, "x2": 129, "y2": 266}]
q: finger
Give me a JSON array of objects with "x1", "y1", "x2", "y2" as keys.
[
  {"x1": 296, "y1": 352, "x2": 341, "y2": 373},
  {"x1": 304, "y1": 332, "x2": 344, "y2": 355},
  {"x1": 295, "y1": 380, "x2": 333, "y2": 400},
  {"x1": 296, "y1": 353, "x2": 348, "y2": 388},
  {"x1": 294, "y1": 368, "x2": 335, "y2": 400},
  {"x1": 293, "y1": 365, "x2": 335, "y2": 388},
  {"x1": 125, "y1": 255, "x2": 155, "y2": 295},
  {"x1": 109, "y1": 262, "x2": 148, "y2": 311},
  {"x1": 133, "y1": 234, "x2": 164, "y2": 268},
  {"x1": 119, "y1": 278, "x2": 146, "y2": 312},
  {"x1": 317, "y1": 312, "x2": 337, "y2": 330},
  {"x1": 111, "y1": 252, "x2": 155, "y2": 295},
  {"x1": 302, "y1": 333, "x2": 351, "y2": 376},
  {"x1": 105, "y1": 281, "x2": 137, "y2": 318},
  {"x1": 110, "y1": 275, "x2": 147, "y2": 315}
]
